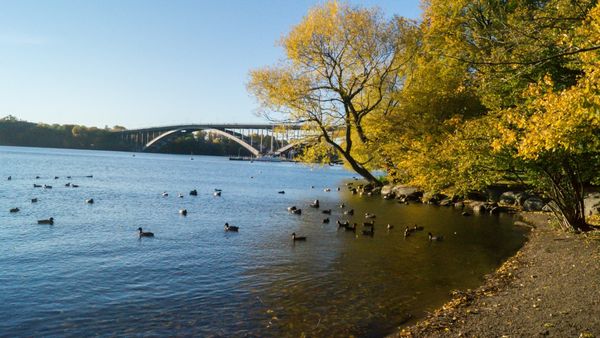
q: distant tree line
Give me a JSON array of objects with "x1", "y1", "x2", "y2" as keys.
[
  {"x1": 0, "y1": 115, "x2": 271, "y2": 157},
  {"x1": 0, "y1": 115, "x2": 130, "y2": 150}
]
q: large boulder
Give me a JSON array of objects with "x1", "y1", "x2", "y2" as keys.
[
  {"x1": 381, "y1": 185, "x2": 394, "y2": 196},
  {"x1": 499, "y1": 191, "x2": 518, "y2": 205},
  {"x1": 391, "y1": 185, "x2": 420, "y2": 197},
  {"x1": 523, "y1": 197, "x2": 545, "y2": 211}
]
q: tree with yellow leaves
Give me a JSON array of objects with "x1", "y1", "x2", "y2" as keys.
[
  {"x1": 396, "y1": 0, "x2": 600, "y2": 230},
  {"x1": 248, "y1": 1, "x2": 418, "y2": 184}
]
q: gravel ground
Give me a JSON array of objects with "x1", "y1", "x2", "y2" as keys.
[{"x1": 391, "y1": 213, "x2": 600, "y2": 338}]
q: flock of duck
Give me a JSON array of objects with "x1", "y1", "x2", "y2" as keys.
[
  {"x1": 6, "y1": 175, "x2": 94, "y2": 225},
  {"x1": 6, "y1": 175, "x2": 444, "y2": 242},
  {"x1": 6, "y1": 174, "x2": 237, "y2": 237},
  {"x1": 284, "y1": 182, "x2": 444, "y2": 242}
]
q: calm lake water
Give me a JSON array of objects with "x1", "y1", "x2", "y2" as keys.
[{"x1": 0, "y1": 146, "x2": 527, "y2": 337}]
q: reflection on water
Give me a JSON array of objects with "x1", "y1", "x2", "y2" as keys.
[{"x1": 0, "y1": 146, "x2": 527, "y2": 337}]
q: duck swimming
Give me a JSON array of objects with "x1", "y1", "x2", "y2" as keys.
[
  {"x1": 428, "y1": 232, "x2": 444, "y2": 241},
  {"x1": 387, "y1": 224, "x2": 394, "y2": 230},
  {"x1": 189, "y1": 189, "x2": 198, "y2": 196},
  {"x1": 278, "y1": 191, "x2": 285, "y2": 194},
  {"x1": 31, "y1": 198, "x2": 38, "y2": 203},
  {"x1": 9, "y1": 207, "x2": 20, "y2": 213},
  {"x1": 214, "y1": 191, "x2": 222, "y2": 197},
  {"x1": 322, "y1": 218, "x2": 330, "y2": 224},
  {"x1": 162, "y1": 192, "x2": 169, "y2": 197},
  {"x1": 365, "y1": 213, "x2": 376, "y2": 219},
  {"x1": 310, "y1": 199, "x2": 320, "y2": 208},
  {"x1": 224, "y1": 223, "x2": 239, "y2": 232},
  {"x1": 138, "y1": 227, "x2": 154, "y2": 237},
  {"x1": 291, "y1": 208, "x2": 302, "y2": 215},
  {"x1": 291, "y1": 232, "x2": 306, "y2": 241},
  {"x1": 337, "y1": 220, "x2": 350, "y2": 228},
  {"x1": 33, "y1": 184, "x2": 42, "y2": 188},
  {"x1": 85, "y1": 198, "x2": 94, "y2": 204},
  {"x1": 179, "y1": 209, "x2": 188, "y2": 216},
  {"x1": 38, "y1": 217, "x2": 54, "y2": 225},
  {"x1": 321, "y1": 209, "x2": 332, "y2": 214},
  {"x1": 343, "y1": 209, "x2": 354, "y2": 216}
]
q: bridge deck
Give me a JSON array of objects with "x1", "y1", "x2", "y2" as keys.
[{"x1": 118, "y1": 123, "x2": 303, "y2": 133}]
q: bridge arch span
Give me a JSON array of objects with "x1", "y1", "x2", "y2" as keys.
[{"x1": 143, "y1": 128, "x2": 261, "y2": 157}]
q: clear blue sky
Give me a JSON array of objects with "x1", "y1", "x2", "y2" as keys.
[{"x1": 0, "y1": 0, "x2": 422, "y2": 129}]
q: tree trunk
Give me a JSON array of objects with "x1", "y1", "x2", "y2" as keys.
[
  {"x1": 542, "y1": 162, "x2": 591, "y2": 231},
  {"x1": 340, "y1": 150, "x2": 382, "y2": 186}
]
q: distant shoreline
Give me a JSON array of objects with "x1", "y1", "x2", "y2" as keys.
[
  {"x1": 0, "y1": 144, "x2": 234, "y2": 157},
  {"x1": 392, "y1": 212, "x2": 600, "y2": 337}
]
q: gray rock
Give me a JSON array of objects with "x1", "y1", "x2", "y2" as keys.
[
  {"x1": 381, "y1": 185, "x2": 394, "y2": 196},
  {"x1": 523, "y1": 197, "x2": 545, "y2": 211},
  {"x1": 499, "y1": 191, "x2": 517, "y2": 205},
  {"x1": 392, "y1": 185, "x2": 420, "y2": 197},
  {"x1": 454, "y1": 201, "x2": 465, "y2": 209},
  {"x1": 515, "y1": 192, "x2": 532, "y2": 206},
  {"x1": 439, "y1": 198, "x2": 453, "y2": 206}
]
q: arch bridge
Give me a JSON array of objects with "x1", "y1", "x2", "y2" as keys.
[{"x1": 117, "y1": 123, "x2": 310, "y2": 157}]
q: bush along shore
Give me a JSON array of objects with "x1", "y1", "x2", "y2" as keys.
[{"x1": 352, "y1": 183, "x2": 600, "y2": 337}]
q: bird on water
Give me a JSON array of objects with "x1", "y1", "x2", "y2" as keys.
[{"x1": 138, "y1": 227, "x2": 154, "y2": 237}]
